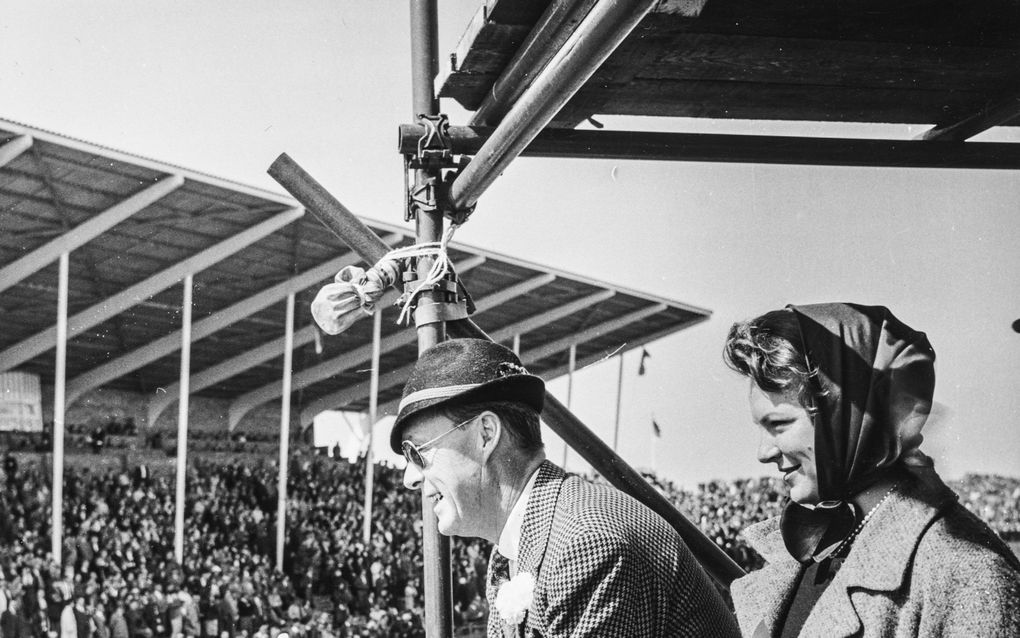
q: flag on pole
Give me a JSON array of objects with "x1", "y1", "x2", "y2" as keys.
[
  {"x1": 638, "y1": 348, "x2": 651, "y2": 375},
  {"x1": 652, "y1": 418, "x2": 661, "y2": 438}
]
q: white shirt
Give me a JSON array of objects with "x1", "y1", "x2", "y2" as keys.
[{"x1": 496, "y1": 467, "x2": 541, "y2": 572}]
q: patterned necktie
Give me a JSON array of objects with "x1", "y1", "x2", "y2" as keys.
[{"x1": 486, "y1": 549, "x2": 512, "y2": 638}]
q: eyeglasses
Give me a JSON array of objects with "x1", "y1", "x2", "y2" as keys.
[{"x1": 401, "y1": 415, "x2": 477, "y2": 469}]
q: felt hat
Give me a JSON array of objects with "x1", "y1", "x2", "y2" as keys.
[{"x1": 389, "y1": 338, "x2": 545, "y2": 453}]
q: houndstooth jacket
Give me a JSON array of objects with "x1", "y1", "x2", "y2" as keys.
[
  {"x1": 486, "y1": 461, "x2": 740, "y2": 638},
  {"x1": 731, "y1": 468, "x2": 1020, "y2": 637}
]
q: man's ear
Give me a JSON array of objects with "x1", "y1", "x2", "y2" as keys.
[{"x1": 477, "y1": 411, "x2": 502, "y2": 463}]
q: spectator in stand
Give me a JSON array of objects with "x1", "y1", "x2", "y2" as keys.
[{"x1": 724, "y1": 302, "x2": 1020, "y2": 636}]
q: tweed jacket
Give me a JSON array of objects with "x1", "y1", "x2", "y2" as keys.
[
  {"x1": 731, "y1": 470, "x2": 1020, "y2": 637},
  {"x1": 487, "y1": 461, "x2": 740, "y2": 638}
]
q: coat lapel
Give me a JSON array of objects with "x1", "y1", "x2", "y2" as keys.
[
  {"x1": 733, "y1": 518, "x2": 802, "y2": 637},
  {"x1": 517, "y1": 461, "x2": 564, "y2": 638}
]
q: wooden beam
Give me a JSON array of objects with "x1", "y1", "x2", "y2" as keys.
[
  {"x1": 65, "y1": 233, "x2": 403, "y2": 404},
  {"x1": 0, "y1": 208, "x2": 303, "y2": 372},
  {"x1": 918, "y1": 92, "x2": 1020, "y2": 141},
  {"x1": 400, "y1": 124, "x2": 1020, "y2": 169},
  {"x1": 0, "y1": 175, "x2": 185, "y2": 294},
  {"x1": 0, "y1": 135, "x2": 32, "y2": 168}
]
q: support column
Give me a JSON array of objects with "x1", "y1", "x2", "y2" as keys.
[
  {"x1": 409, "y1": 1, "x2": 453, "y2": 635},
  {"x1": 363, "y1": 309, "x2": 382, "y2": 545},
  {"x1": 277, "y1": 293, "x2": 295, "y2": 571},
  {"x1": 173, "y1": 274, "x2": 193, "y2": 565},
  {"x1": 561, "y1": 343, "x2": 576, "y2": 468},
  {"x1": 50, "y1": 252, "x2": 69, "y2": 564},
  {"x1": 612, "y1": 353, "x2": 624, "y2": 451}
]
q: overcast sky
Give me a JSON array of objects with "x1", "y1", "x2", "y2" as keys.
[{"x1": 2, "y1": 1, "x2": 1017, "y2": 487}]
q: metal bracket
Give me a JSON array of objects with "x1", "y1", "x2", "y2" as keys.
[
  {"x1": 407, "y1": 114, "x2": 454, "y2": 170},
  {"x1": 404, "y1": 114, "x2": 476, "y2": 224},
  {"x1": 396, "y1": 261, "x2": 476, "y2": 326},
  {"x1": 413, "y1": 300, "x2": 469, "y2": 327}
]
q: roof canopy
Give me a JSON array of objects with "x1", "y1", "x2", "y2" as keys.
[{"x1": 0, "y1": 118, "x2": 710, "y2": 430}]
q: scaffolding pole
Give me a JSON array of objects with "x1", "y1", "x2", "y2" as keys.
[{"x1": 409, "y1": 1, "x2": 454, "y2": 635}]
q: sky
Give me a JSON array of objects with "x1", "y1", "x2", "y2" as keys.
[{"x1": 2, "y1": 1, "x2": 1018, "y2": 488}]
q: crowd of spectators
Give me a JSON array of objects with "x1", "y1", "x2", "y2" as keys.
[{"x1": 0, "y1": 447, "x2": 1015, "y2": 638}]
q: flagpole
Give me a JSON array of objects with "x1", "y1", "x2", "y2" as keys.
[
  {"x1": 612, "y1": 353, "x2": 623, "y2": 451},
  {"x1": 651, "y1": 417, "x2": 657, "y2": 474}
]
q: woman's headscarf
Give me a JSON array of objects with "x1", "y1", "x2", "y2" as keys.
[{"x1": 781, "y1": 302, "x2": 936, "y2": 561}]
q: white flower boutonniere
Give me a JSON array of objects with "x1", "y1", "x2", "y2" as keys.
[{"x1": 494, "y1": 571, "x2": 535, "y2": 626}]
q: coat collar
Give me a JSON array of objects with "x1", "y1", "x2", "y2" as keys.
[{"x1": 735, "y1": 468, "x2": 957, "y2": 638}]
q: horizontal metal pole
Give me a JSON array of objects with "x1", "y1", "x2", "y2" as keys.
[
  {"x1": 399, "y1": 124, "x2": 1020, "y2": 169},
  {"x1": 446, "y1": 0, "x2": 658, "y2": 211}
]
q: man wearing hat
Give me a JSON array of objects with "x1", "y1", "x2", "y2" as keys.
[{"x1": 391, "y1": 339, "x2": 739, "y2": 638}]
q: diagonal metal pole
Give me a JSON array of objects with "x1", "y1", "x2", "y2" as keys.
[
  {"x1": 446, "y1": 0, "x2": 658, "y2": 212},
  {"x1": 266, "y1": 156, "x2": 744, "y2": 588}
]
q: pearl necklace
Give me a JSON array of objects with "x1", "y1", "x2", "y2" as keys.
[{"x1": 832, "y1": 482, "x2": 898, "y2": 557}]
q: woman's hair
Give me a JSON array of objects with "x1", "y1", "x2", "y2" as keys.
[{"x1": 723, "y1": 308, "x2": 822, "y2": 412}]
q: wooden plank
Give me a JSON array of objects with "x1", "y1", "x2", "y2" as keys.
[
  {"x1": 556, "y1": 78, "x2": 1000, "y2": 123},
  {"x1": 597, "y1": 33, "x2": 1020, "y2": 93},
  {"x1": 654, "y1": 0, "x2": 1020, "y2": 48}
]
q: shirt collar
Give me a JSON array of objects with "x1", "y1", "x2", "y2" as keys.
[{"x1": 496, "y1": 467, "x2": 541, "y2": 562}]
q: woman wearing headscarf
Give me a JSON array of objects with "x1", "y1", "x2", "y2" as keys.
[{"x1": 723, "y1": 302, "x2": 1020, "y2": 637}]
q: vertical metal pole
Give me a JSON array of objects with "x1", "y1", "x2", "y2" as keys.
[
  {"x1": 363, "y1": 309, "x2": 382, "y2": 545},
  {"x1": 561, "y1": 343, "x2": 576, "y2": 468},
  {"x1": 409, "y1": 1, "x2": 453, "y2": 635},
  {"x1": 612, "y1": 353, "x2": 624, "y2": 451},
  {"x1": 174, "y1": 274, "x2": 193, "y2": 565},
  {"x1": 512, "y1": 334, "x2": 520, "y2": 354},
  {"x1": 51, "y1": 252, "x2": 69, "y2": 564},
  {"x1": 277, "y1": 293, "x2": 295, "y2": 571}
]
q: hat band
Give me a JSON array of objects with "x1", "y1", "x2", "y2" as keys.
[{"x1": 398, "y1": 383, "x2": 482, "y2": 413}]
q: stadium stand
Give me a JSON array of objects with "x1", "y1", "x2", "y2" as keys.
[{"x1": 0, "y1": 443, "x2": 1016, "y2": 638}]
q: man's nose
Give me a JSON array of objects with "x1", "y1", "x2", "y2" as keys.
[
  {"x1": 403, "y1": 462, "x2": 423, "y2": 490},
  {"x1": 757, "y1": 432, "x2": 780, "y2": 464}
]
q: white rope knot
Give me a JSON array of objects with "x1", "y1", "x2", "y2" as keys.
[
  {"x1": 392, "y1": 223, "x2": 460, "y2": 325},
  {"x1": 309, "y1": 224, "x2": 460, "y2": 335}
]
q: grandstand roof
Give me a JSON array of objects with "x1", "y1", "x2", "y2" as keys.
[{"x1": 0, "y1": 118, "x2": 710, "y2": 430}]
